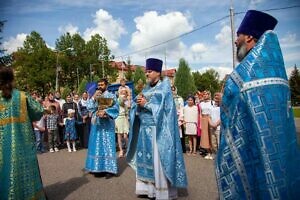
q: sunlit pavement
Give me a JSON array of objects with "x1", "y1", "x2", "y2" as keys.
[{"x1": 38, "y1": 118, "x2": 300, "y2": 200}]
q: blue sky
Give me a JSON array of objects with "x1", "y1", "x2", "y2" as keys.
[{"x1": 1, "y1": 0, "x2": 300, "y2": 79}]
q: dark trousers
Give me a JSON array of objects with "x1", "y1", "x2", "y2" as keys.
[
  {"x1": 196, "y1": 136, "x2": 201, "y2": 150},
  {"x1": 83, "y1": 117, "x2": 91, "y2": 148},
  {"x1": 180, "y1": 125, "x2": 186, "y2": 153},
  {"x1": 58, "y1": 125, "x2": 64, "y2": 146},
  {"x1": 75, "y1": 123, "x2": 84, "y2": 148}
]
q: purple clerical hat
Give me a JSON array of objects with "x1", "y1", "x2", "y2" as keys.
[
  {"x1": 146, "y1": 58, "x2": 163, "y2": 73},
  {"x1": 237, "y1": 10, "x2": 277, "y2": 39}
]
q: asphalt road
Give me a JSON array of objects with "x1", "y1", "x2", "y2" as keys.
[
  {"x1": 38, "y1": 118, "x2": 300, "y2": 200},
  {"x1": 38, "y1": 150, "x2": 218, "y2": 200}
]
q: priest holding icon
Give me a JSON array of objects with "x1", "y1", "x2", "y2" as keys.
[{"x1": 85, "y1": 78, "x2": 119, "y2": 179}]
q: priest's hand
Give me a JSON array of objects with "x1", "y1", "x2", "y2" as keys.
[
  {"x1": 97, "y1": 110, "x2": 107, "y2": 118},
  {"x1": 136, "y1": 94, "x2": 147, "y2": 107},
  {"x1": 93, "y1": 90, "x2": 102, "y2": 99}
]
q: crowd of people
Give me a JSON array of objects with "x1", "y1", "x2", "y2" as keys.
[
  {"x1": 1, "y1": 9, "x2": 300, "y2": 200},
  {"x1": 30, "y1": 81, "x2": 221, "y2": 159}
]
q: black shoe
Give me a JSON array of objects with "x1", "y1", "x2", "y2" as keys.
[
  {"x1": 94, "y1": 172, "x2": 105, "y2": 177},
  {"x1": 137, "y1": 195, "x2": 155, "y2": 199},
  {"x1": 105, "y1": 173, "x2": 114, "y2": 179}
]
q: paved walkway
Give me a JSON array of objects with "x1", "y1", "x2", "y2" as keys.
[
  {"x1": 38, "y1": 118, "x2": 300, "y2": 200},
  {"x1": 38, "y1": 151, "x2": 218, "y2": 200}
]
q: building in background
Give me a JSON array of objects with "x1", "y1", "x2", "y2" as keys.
[{"x1": 109, "y1": 61, "x2": 176, "y2": 84}]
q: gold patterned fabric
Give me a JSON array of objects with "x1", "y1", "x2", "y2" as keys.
[{"x1": 0, "y1": 89, "x2": 46, "y2": 200}]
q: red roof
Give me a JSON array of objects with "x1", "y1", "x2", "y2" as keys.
[
  {"x1": 109, "y1": 61, "x2": 176, "y2": 77},
  {"x1": 162, "y1": 68, "x2": 176, "y2": 77},
  {"x1": 109, "y1": 61, "x2": 143, "y2": 72}
]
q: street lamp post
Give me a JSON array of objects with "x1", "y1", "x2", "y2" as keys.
[
  {"x1": 89, "y1": 63, "x2": 99, "y2": 82},
  {"x1": 54, "y1": 47, "x2": 74, "y2": 92},
  {"x1": 98, "y1": 54, "x2": 106, "y2": 78}
]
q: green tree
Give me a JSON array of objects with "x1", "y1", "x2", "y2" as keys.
[
  {"x1": 55, "y1": 33, "x2": 85, "y2": 91},
  {"x1": 174, "y1": 58, "x2": 196, "y2": 99},
  {"x1": 85, "y1": 34, "x2": 118, "y2": 82},
  {"x1": 125, "y1": 57, "x2": 134, "y2": 81},
  {"x1": 289, "y1": 64, "x2": 300, "y2": 105},
  {"x1": 55, "y1": 33, "x2": 118, "y2": 90},
  {"x1": 0, "y1": 20, "x2": 12, "y2": 66},
  {"x1": 78, "y1": 77, "x2": 88, "y2": 95},
  {"x1": 62, "y1": 86, "x2": 71, "y2": 99},
  {"x1": 193, "y1": 69, "x2": 221, "y2": 95},
  {"x1": 13, "y1": 31, "x2": 55, "y2": 95},
  {"x1": 133, "y1": 66, "x2": 146, "y2": 95}
]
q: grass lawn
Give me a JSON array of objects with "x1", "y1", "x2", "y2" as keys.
[{"x1": 293, "y1": 107, "x2": 300, "y2": 118}]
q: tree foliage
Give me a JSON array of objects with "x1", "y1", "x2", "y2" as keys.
[
  {"x1": 193, "y1": 69, "x2": 221, "y2": 95},
  {"x1": 61, "y1": 86, "x2": 71, "y2": 99},
  {"x1": 133, "y1": 66, "x2": 146, "y2": 95},
  {"x1": 13, "y1": 31, "x2": 55, "y2": 95},
  {"x1": 78, "y1": 77, "x2": 88, "y2": 95},
  {"x1": 10, "y1": 31, "x2": 117, "y2": 96},
  {"x1": 174, "y1": 58, "x2": 196, "y2": 99},
  {"x1": 125, "y1": 57, "x2": 134, "y2": 81},
  {"x1": 0, "y1": 20, "x2": 12, "y2": 66},
  {"x1": 289, "y1": 65, "x2": 300, "y2": 105}
]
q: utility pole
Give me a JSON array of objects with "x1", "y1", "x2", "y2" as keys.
[
  {"x1": 230, "y1": 0, "x2": 236, "y2": 69},
  {"x1": 55, "y1": 47, "x2": 74, "y2": 92},
  {"x1": 121, "y1": 56, "x2": 124, "y2": 79},
  {"x1": 77, "y1": 67, "x2": 79, "y2": 89},
  {"x1": 89, "y1": 64, "x2": 92, "y2": 82},
  {"x1": 102, "y1": 59, "x2": 104, "y2": 78},
  {"x1": 164, "y1": 47, "x2": 167, "y2": 70},
  {"x1": 55, "y1": 52, "x2": 59, "y2": 92}
]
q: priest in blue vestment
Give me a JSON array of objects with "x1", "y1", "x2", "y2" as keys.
[
  {"x1": 85, "y1": 78, "x2": 119, "y2": 178},
  {"x1": 126, "y1": 58, "x2": 188, "y2": 199},
  {"x1": 216, "y1": 10, "x2": 300, "y2": 199}
]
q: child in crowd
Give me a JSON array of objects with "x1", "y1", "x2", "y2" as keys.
[
  {"x1": 209, "y1": 92, "x2": 221, "y2": 158},
  {"x1": 183, "y1": 96, "x2": 199, "y2": 155},
  {"x1": 64, "y1": 109, "x2": 77, "y2": 152},
  {"x1": 115, "y1": 90, "x2": 130, "y2": 157},
  {"x1": 33, "y1": 99, "x2": 46, "y2": 154},
  {"x1": 46, "y1": 105, "x2": 60, "y2": 153}
]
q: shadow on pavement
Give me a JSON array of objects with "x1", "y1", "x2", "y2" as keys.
[
  {"x1": 117, "y1": 156, "x2": 128, "y2": 176},
  {"x1": 178, "y1": 188, "x2": 189, "y2": 198},
  {"x1": 44, "y1": 175, "x2": 89, "y2": 200}
]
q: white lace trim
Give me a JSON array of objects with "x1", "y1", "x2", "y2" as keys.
[{"x1": 241, "y1": 77, "x2": 289, "y2": 92}]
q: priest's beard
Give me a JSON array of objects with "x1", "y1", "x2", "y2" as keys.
[{"x1": 236, "y1": 43, "x2": 248, "y2": 62}]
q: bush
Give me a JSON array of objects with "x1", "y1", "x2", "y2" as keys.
[{"x1": 293, "y1": 107, "x2": 300, "y2": 118}]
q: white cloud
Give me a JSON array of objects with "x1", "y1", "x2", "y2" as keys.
[
  {"x1": 280, "y1": 33, "x2": 300, "y2": 48},
  {"x1": 283, "y1": 51, "x2": 300, "y2": 63},
  {"x1": 281, "y1": 33, "x2": 296, "y2": 43},
  {"x1": 130, "y1": 11, "x2": 193, "y2": 56},
  {"x1": 248, "y1": 0, "x2": 266, "y2": 9},
  {"x1": 193, "y1": 65, "x2": 233, "y2": 80},
  {"x1": 46, "y1": 43, "x2": 55, "y2": 50},
  {"x1": 2, "y1": 33, "x2": 27, "y2": 54},
  {"x1": 285, "y1": 66, "x2": 299, "y2": 78},
  {"x1": 187, "y1": 24, "x2": 233, "y2": 64},
  {"x1": 190, "y1": 43, "x2": 207, "y2": 60},
  {"x1": 58, "y1": 23, "x2": 79, "y2": 35},
  {"x1": 215, "y1": 25, "x2": 232, "y2": 46},
  {"x1": 83, "y1": 9, "x2": 127, "y2": 51}
]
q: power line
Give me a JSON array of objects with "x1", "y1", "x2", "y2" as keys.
[
  {"x1": 114, "y1": 15, "x2": 230, "y2": 59},
  {"x1": 114, "y1": 5, "x2": 300, "y2": 59}
]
